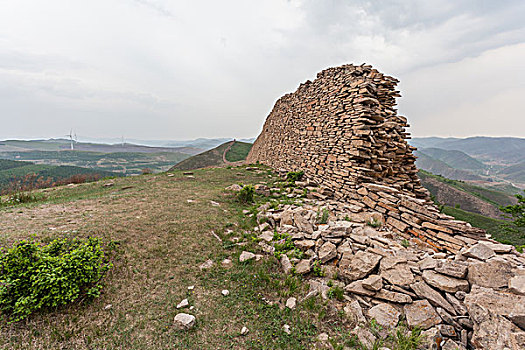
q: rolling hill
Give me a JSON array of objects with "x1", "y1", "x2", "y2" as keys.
[
  {"x1": 170, "y1": 141, "x2": 253, "y2": 171},
  {"x1": 0, "y1": 159, "x2": 119, "y2": 192},
  {"x1": 411, "y1": 136, "x2": 525, "y2": 165}
]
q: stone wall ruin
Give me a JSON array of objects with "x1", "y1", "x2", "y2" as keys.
[{"x1": 247, "y1": 64, "x2": 484, "y2": 253}]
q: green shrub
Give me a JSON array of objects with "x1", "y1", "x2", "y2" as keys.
[
  {"x1": 327, "y1": 285, "x2": 344, "y2": 301},
  {"x1": 286, "y1": 171, "x2": 304, "y2": 184},
  {"x1": 237, "y1": 185, "x2": 255, "y2": 204},
  {"x1": 0, "y1": 237, "x2": 112, "y2": 322},
  {"x1": 1, "y1": 191, "x2": 42, "y2": 207},
  {"x1": 366, "y1": 218, "x2": 382, "y2": 228},
  {"x1": 316, "y1": 208, "x2": 330, "y2": 224}
]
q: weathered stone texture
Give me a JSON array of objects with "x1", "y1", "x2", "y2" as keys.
[{"x1": 247, "y1": 64, "x2": 484, "y2": 253}]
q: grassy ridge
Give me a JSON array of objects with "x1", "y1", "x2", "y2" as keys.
[
  {"x1": 171, "y1": 141, "x2": 253, "y2": 170},
  {"x1": 224, "y1": 142, "x2": 253, "y2": 162},
  {"x1": 418, "y1": 170, "x2": 516, "y2": 207},
  {"x1": 443, "y1": 206, "x2": 525, "y2": 246}
]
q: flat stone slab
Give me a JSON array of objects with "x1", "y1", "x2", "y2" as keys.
[
  {"x1": 340, "y1": 251, "x2": 382, "y2": 282},
  {"x1": 467, "y1": 259, "x2": 513, "y2": 289},
  {"x1": 367, "y1": 303, "x2": 400, "y2": 329},
  {"x1": 404, "y1": 300, "x2": 441, "y2": 330},
  {"x1": 422, "y1": 270, "x2": 469, "y2": 293},
  {"x1": 463, "y1": 243, "x2": 495, "y2": 261}
]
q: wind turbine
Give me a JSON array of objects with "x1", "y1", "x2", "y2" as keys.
[{"x1": 65, "y1": 129, "x2": 74, "y2": 150}]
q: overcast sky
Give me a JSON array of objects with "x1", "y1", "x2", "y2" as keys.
[{"x1": 1, "y1": 0, "x2": 524, "y2": 141}]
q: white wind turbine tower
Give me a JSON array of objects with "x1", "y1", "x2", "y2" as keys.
[{"x1": 65, "y1": 129, "x2": 74, "y2": 150}]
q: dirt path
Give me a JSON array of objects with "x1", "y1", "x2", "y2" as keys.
[{"x1": 222, "y1": 140, "x2": 235, "y2": 165}]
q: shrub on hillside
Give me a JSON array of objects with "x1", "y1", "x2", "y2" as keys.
[
  {"x1": 286, "y1": 171, "x2": 304, "y2": 184},
  {"x1": 0, "y1": 237, "x2": 112, "y2": 322},
  {"x1": 238, "y1": 185, "x2": 255, "y2": 204}
]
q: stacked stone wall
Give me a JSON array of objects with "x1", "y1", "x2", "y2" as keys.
[{"x1": 247, "y1": 64, "x2": 484, "y2": 252}]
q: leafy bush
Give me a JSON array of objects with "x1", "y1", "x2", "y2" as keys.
[
  {"x1": 316, "y1": 208, "x2": 330, "y2": 224},
  {"x1": 237, "y1": 185, "x2": 255, "y2": 204},
  {"x1": 501, "y1": 189, "x2": 525, "y2": 229},
  {"x1": 327, "y1": 285, "x2": 344, "y2": 301},
  {"x1": 0, "y1": 237, "x2": 112, "y2": 322},
  {"x1": 286, "y1": 171, "x2": 304, "y2": 184}
]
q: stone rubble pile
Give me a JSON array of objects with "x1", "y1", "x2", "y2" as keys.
[
  {"x1": 246, "y1": 64, "x2": 485, "y2": 252},
  {"x1": 252, "y1": 196, "x2": 525, "y2": 350}
]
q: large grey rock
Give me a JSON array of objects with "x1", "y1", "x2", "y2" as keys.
[
  {"x1": 318, "y1": 241, "x2": 337, "y2": 263},
  {"x1": 465, "y1": 286, "x2": 525, "y2": 350},
  {"x1": 281, "y1": 254, "x2": 293, "y2": 274},
  {"x1": 295, "y1": 259, "x2": 311, "y2": 274},
  {"x1": 404, "y1": 300, "x2": 441, "y2": 330},
  {"x1": 340, "y1": 251, "x2": 382, "y2": 282},
  {"x1": 293, "y1": 212, "x2": 314, "y2": 234},
  {"x1": 344, "y1": 300, "x2": 367, "y2": 324},
  {"x1": 435, "y1": 261, "x2": 468, "y2": 279},
  {"x1": 367, "y1": 303, "x2": 401, "y2": 329},
  {"x1": 362, "y1": 275, "x2": 383, "y2": 291},
  {"x1": 509, "y1": 275, "x2": 525, "y2": 295},
  {"x1": 419, "y1": 256, "x2": 438, "y2": 270},
  {"x1": 239, "y1": 251, "x2": 256, "y2": 262},
  {"x1": 422, "y1": 270, "x2": 469, "y2": 293},
  {"x1": 380, "y1": 263, "x2": 414, "y2": 287},
  {"x1": 345, "y1": 280, "x2": 376, "y2": 297},
  {"x1": 411, "y1": 281, "x2": 456, "y2": 315},
  {"x1": 295, "y1": 239, "x2": 316, "y2": 250},
  {"x1": 374, "y1": 290, "x2": 412, "y2": 304},
  {"x1": 174, "y1": 313, "x2": 196, "y2": 330},
  {"x1": 463, "y1": 243, "x2": 495, "y2": 261},
  {"x1": 467, "y1": 259, "x2": 514, "y2": 288}
]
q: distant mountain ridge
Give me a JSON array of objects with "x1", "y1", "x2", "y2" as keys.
[{"x1": 410, "y1": 136, "x2": 525, "y2": 188}]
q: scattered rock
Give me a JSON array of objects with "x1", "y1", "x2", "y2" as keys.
[
  {"x1": 199, "y1": 259, "x2": 214, "y2": 270},
  {"x1": 221, "y1": 290, "x2": 230, "y2": 296},
  {"x1": 380, "y1": 263, "x2": 414, "y2": 287},
  {"x1": 240, "y1": 326, "x2": 249, "y2": 335},
  {"x1": 174, "y1": 313, "x2": 196, "y2": 330},
  {"x1": 293, "y1": 212, "x2": 314, "y2": 234},
  {"x1": 239, "y1": 251, "x2": 256, "y2": 262},
  {"x1": 422, "y1": 270, "x2": 470, "y2": 293},
  {"x1": 340, "y1": 251, "x2": 382, "y2": 282},
  {"x1": 222, "y1": 258, "x2": 233, "y2": 268},
  {"x1": 188, "y1": 285, "x2": 195, "y2": 290},
  {"x1": 362, "y1": 275, "x2": 383, "y2": 291},
  {"x1": 467, "y1": 259, "x2": 513, "y2": 289},
  {"x1": 463, "y1": 243, "x2": 495, "y2": 261},
  {"x1": 281, "y1": 254, "x2": 293, "y2": 274},
  {"x1": 367, "y1": 303, "x2": 400, "y2": 328},
  {"x1": 104, "y1": 304, "x2": 112, "y2": 310},
  {"x1": 226, "y1": 184, "x2": 242, "y2": 192},
  {"x1": 294, "y1": 259, "x2": 311, "y2": 274},
  {"x1": 177, "y1": 299, "x2": 189, "y2": 309},
  {"x1": 344, "y1": 299, "x2": 367, "y2": 324},
  {"x1": 286, "y1": 297, "x2": 297, "y2": 309},
  {"x1": 411, "y1": 281, "x2": 457, "y2": 315},
  {"x1": 318, "y1": 242, "x2": 337, "y2": 263},
  {"x1": 317, "y1": 333, "x2": 329, "y2": 341},
  {"x1": 283, "y1": 324, "x2": 291, "y2": 334},
  {"x1": 404, "y1": 300, "x2": 441, "y2": 330},
  {"x1": 435, "y1": 260, "x2": 468, "y2": 279},
  {"x1": 509, "y1": 275, "x2": 525, "y2": 295}
]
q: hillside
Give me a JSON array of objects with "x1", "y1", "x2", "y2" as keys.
[
  {"x1": 0, "y1": 166, "x2": 360, "y2": 349},
  {"x1": 497, "y1": 161, "x2": 525, "y2": 184},
  {"x1": 0, "y1": 150, "x2": 191, "y2": 175},
  {"x1": 170, "y1": 141, "x2": 252, "y2": 171},
  {"x1": 417, "y1": 170, "x2": 516, "y2": 218},
  {"x1": 414, "y1": 151, "x2": 483, "y2": 181},
  {"x1": 0, "y1": 139, "x2": 201, "y2": 155},
  {"x1": 411, "y1": 136, "x2": 525, "y2": 165},
  {"x1": 0, "y1": 159, "x2": 119, "y2": 192},
  {"x1": 417, "y1": 147, "x2": 486, "y2": 171}
]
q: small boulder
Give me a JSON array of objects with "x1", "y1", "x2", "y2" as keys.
[
  {"x1": 199, "y1": 259, "x2": 215, "y2": 270},
  {"x1": 240, "y1": 326, "x2": 249, "y2": 335},
  {"x1": 239, "y1": 251, "x2": 256, "y2": 262},
  {"x1": 318, "y1": 242, "x2": 337, "y2": 263},
  {"x1": 463, "y1": 243, "x2": 495, "y2": 261},
  {"x1": 285, "y1": 297, "x2": 297, "y2": 310},
  {"x1": 404, "y1": 300, "x2": 441, "y2": 330},
  {"x1": 367, "y1": 303, "x2": 401, "y2": 329},
  {"x1": 362, "y1": 275, "x2": 383, "y2": 292},
  {"x1": 422, "y1": 270, "x2": 469, "y2": 293},
  {"x1": 281, "y1": 254, "x2": 293, "y2": 274},
  {"x1": 174, "y1": 313, "x2": 196, "y2": 330},
  {"x1": 510, "y1": 275, "x2": 525, "y2": 295},
  {"x1": 176, "y1": 299, "x2": 189, "y2": 309},
  {"x1": 295, "y1": 259, "x2": 311, "y2": 274}
]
